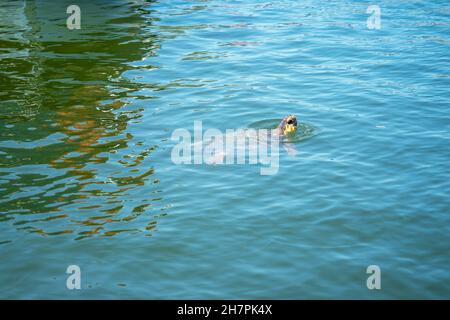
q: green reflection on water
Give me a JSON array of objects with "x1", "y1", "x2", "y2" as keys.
[{"x1": 0, "y1": 0, "x2": 169, "y2": 241}]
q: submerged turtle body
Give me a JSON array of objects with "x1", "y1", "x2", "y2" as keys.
[{"x1": 200, "y1": 115, "x2": 299, "y2": 163}]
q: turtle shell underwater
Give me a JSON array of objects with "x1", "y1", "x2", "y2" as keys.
[
  {"x1": 210, "y1": 114, "x2": 300, "y2": 162},
  {"x1": 174, "y1": 114, "x2": 302, "y2": 166}
]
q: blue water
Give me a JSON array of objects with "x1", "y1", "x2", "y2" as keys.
[{"x1": 1, "y1": 0, "x2": 450, "y2": 299}]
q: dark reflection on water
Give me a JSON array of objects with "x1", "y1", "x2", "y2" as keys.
[{"x1": 0, "y1": 0, "x2": 168, "y2": 241}]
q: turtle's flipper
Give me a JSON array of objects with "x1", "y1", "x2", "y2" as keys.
[{"x1": 283, "y1": 142, "x2": 297, "y2": 157}]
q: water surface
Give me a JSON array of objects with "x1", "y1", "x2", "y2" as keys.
[{"x1": 1, "y1": 0, "x2": 450, "y2": 299}]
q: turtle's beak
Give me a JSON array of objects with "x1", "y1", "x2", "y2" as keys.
[{"x1": 283, "y1": 123, "x2": 297, "y2": 135}]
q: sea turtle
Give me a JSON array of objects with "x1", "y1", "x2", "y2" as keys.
[
  {"x1": 201, "y1": 114, "x2": 299, "y2": 164},
  {"x1": 277, "y1": 114, "x2": 298, "y2": 136},
  {"x1": 273, "y1": 114, "x2": 298, "y2": 156},
  {"x1": 171, "y1": 115, "x2": 300, "y2": 171}
]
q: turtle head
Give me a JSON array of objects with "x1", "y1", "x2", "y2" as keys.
[{"x1": 279, "y1": 115, "x2": 297, "y2": 135}]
